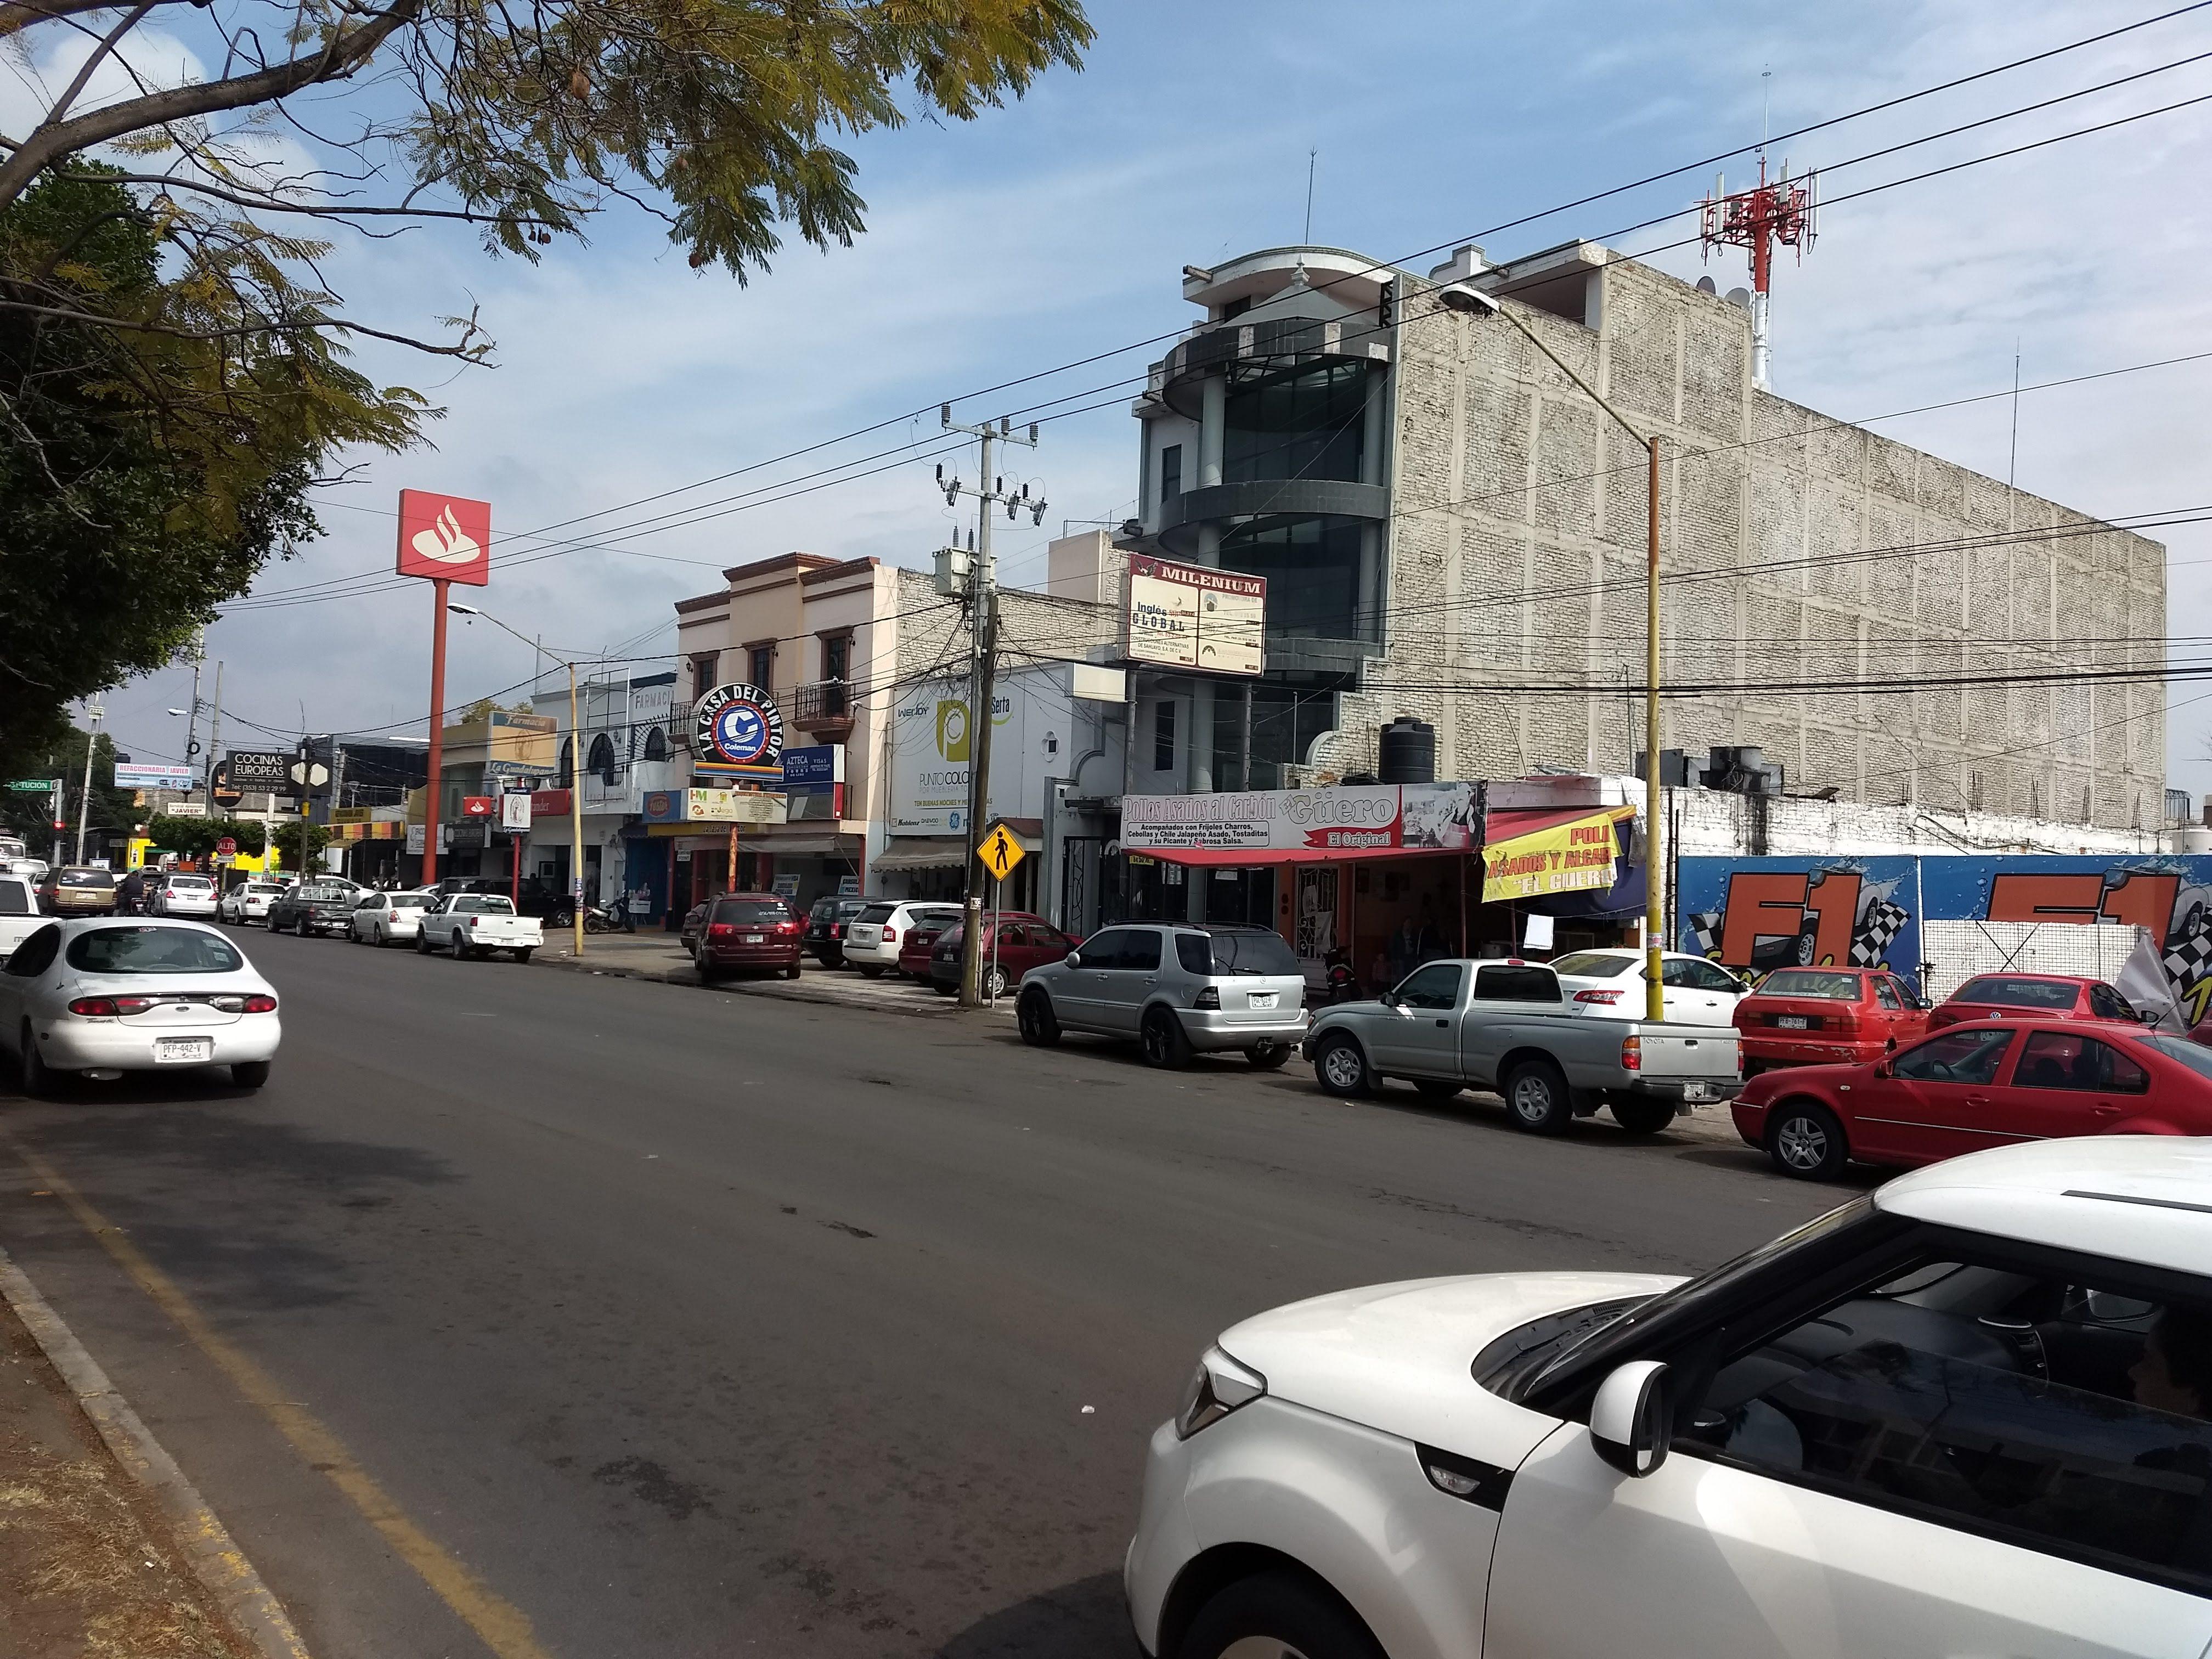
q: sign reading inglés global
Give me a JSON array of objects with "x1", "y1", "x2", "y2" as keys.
[
  {"x1": 1120, "y1": 783, "x2": 1479, "y2": 855},
  {"x1": 1125, "y1": 554, "x2": 1265, "y2": 676}
]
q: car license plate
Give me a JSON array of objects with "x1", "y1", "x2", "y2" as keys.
[
  {"x1": 154, "y1": 1037, "x2": 212, "y2": 1064},
  {"x1": 1681, "y1": 1081, "x2": 1713, "y2": 1102},
  {"x1": 743, "y1": 933, "x2": 764, "y2": 944},
  {"x1": 1248, "y1": 991, "x2": 1278, "y2": 1009},
  {"x1": 1775, "y1": 1014, "x2": 1809, "y2": 1029}
]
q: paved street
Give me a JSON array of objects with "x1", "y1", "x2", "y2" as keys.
[{"x1": 0, "y1": 932, "x2": 1842, "y2": 1658}]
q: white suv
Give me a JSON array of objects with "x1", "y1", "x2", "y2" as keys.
[
  {"x1": 841, "y1": 900, "x2": 962, "y2": 978},
  {"x1": 1127, "y1": 1137, "x2": 2212, "y2": 1659}
]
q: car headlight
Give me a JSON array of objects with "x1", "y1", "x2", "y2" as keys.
[{"x1": 1174, "y1": 1346, "x2": 1266, "y2": 1440}]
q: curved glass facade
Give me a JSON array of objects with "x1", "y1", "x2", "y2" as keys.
[
  {"x1": 1223, "y1": 360, "x2": 1368, "y2": 484},
  {"x1": 1219, "y1": 515, "x2": 1378, "y2": 644}
]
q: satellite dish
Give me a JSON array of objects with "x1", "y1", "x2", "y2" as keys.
[
  {"x1": 1696, "y1": 275, "x2": 1717, "y2": 295},
  {"x1": 1724, "y1": 287, "x2": 1751, "y2": 310}
]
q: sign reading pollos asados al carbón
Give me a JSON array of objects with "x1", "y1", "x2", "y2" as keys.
[{"x1": 693, "y1": 682, "x2": 784, "y2": 772}]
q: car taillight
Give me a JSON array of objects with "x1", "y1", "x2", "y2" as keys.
[
  {"x1": 69, "y1": 995, "x2": 155, "y2": 1017},
  {"x1": 1193, "y1": 986, "x2": 1220, "y2": 1010},
  {"x1": 1575, "y1": 988, "x2": 1624, "y2": 1005},
  {"x1": 776, "y1": 921, "x2": 800, "y2": 935},
  {"x1": 1621, "y1": 1034, "x2": 1643, "y2": 1071},
  {"x1": 467, "y1": 916, "x2": 479, "y2": 929},
  {"x1": 709, "y1": 922, "x2": 733, "y2": 938},
  {"x1": 388, "y1": 911, "x2": 400, "y2": 921},
  {"x1": 882, "y1": 928, "x2": 898, "y2": 943},
  {"x1": 211, "y1": 994, "x2": 279, "y2": 1013},
  {"x1": 830, "y1": 922, "x2": 845, "y2": 937}
]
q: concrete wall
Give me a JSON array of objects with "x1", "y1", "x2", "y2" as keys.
[
  {"x1": 1320, "y1": 249, "x2": 2165, "y2": 830},
  {"x1": 893, "y1": 567, "x2": 1121, "y2": 684}
]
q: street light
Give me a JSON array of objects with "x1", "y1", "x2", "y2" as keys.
[
  {"x1": 1437, "y1": 278, "x2": 1667, "y2": 1022},
  {"x1": 450, "y1": 602, "x2": 586, "y2": 957}
]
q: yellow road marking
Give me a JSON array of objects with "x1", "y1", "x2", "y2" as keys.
[{"x1": 2, "y1": 1131, "x2": 552, "y2": 1659}]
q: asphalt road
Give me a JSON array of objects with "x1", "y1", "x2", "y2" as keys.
[{"x1": 0, "y1": 929, "x2": 1846, "y2": 1659}]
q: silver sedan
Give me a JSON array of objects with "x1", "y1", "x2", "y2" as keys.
[{"x1": 0, "y1": 919, "x2": 281, "y2": 1095}]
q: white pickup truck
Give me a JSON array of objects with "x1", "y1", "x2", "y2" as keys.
[
  {"x1": 1302, "y1": 957, "x2": 1742, "y2": 1135},
  {"x1": 415, "y1": 894, "x2": 541, "y2": 962},
  {"x1": 0, "y1": 874, "x2": 45, "y2": 962}
]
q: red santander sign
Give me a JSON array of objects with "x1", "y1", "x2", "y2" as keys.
[{"x1": 395, "y1": 489, "x2": 490, "y2": 585}]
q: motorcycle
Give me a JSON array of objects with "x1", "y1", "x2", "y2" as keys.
[
  {"x1": 580, "y1": 896, "x2": 634, "y2": 934},
  {"x1": 1323, "y1": 946, "x2": 1362, "y2": 1005}
]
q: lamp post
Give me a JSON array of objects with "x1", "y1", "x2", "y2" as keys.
[
  {"x1": 452, "y1": 603, "x2": 587, "y2": 959},
  {"x1": 1436, "y1": 279, "x2": 1666, "y2": 1021},
  {"x1": 74, "y1": 702, "x2": 103, "y2": 865}
]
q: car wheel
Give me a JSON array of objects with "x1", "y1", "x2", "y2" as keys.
[
  {"x1": 1792, "y1": 926, "x2": 1818, "y2": 967},
  {"x1": 1768, "y1": 1099, "x2": 1850, "y2": 1180},
  {"x1": 1312, "y1": 1034, "x2": 1371, "y2": 1097},
  {"x1": 232, "y1": 1060, "x2": 271, "y2": 1090},
  {"x1": 1503, "y1": 1058, "x2": 1573, "y2": 1134},
  {"x1": 1414, "y1": 1077, "x2": 1464, "y2": 1099},
  {"x1": 696, "y1": 950, "x2": 720, "y2": 983},
  {"x1": 415, "y1": 932, "x2": 430, "y2": 954},
  {"x1": 981, "y1": 964, "x2": 1008, "y2": 1000},
  {"x1": 783, "y1": 963, "x2": 802, "y2": 980},
  {"x1": 1610, "y1": 1097, "x2": 1678, "y2": 1136},
  {"x1": 296, "y1": 917, "x2": 312, "y2": 938},
  {"x1": 1017, "y1": 990, "x2": 1062, "y2": 1047},
  {"x1": 1139, "y1": 1006, "x2": 1192, "y2": 1069},
  {"x1": 857, "y1": 965, "x2": 884, "y2": 979},
  {"x1": 1178, "y1": 1571, "x2": 1386, "y2": 1659},
  {"x1": 19, "y1": 1025, "x2": 61, "y2": 1099},
  {"x1": 513, "y1": 948, "x2": 533, "y2": 963},
  {"x1": 932, "y1": 981, "x2": 957, "y2": 997},
  {"x1": 1246, "y1": 1041, "x2": 1292, "y2": 1070}
]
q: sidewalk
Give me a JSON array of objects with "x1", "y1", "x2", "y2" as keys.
[{"x1": 527, "y1": 929, "x2": 1018, "y2": 1020}]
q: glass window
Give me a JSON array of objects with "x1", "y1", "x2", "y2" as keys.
[
  {"x1": 1153, "y1": 700, "x2": 1176, "y2": 772},
  {"x1": 1956, "y1": 976, "x2": 2083, "y2": 1011},
  {"x1": 1200, "y1": 927, "x2": 1302, "y2": 976},
  {"x1": 1873, "y1": 977, "x2": 1903, "y2": 1010},
  {"x1": 643, "y1": 725, "x2": 669, "y2": 762},
  {"x1": 5, "y1": 925, "x2": 60, "y2": 975},
  {"x1": 0, "y1": 881, "x2": 30, "y2": 916},
  {"x1": 450, "y1": 896, "x2": 515, "y2": 915},
  {"x1": 856, "y1": 904, "x2": 898, "y2": 925},
  {"x1": 354, "y1": 895, "x2": 383, "y2": 910},
  {"x1": 1555, "y1": 951, "x2": 1635, "y2": 978},
  {"x1": 1222, "y1": 360, "x2": 1369, "y2": 486},
  {"x1": 2015, "y1": 1031, "x2": 2151, "y2": 1094},
  {"x1": 1474, "y1": 963, "x2": 1561, "y2": 1003},
  {"x1": 65, "y1": 927, "x2": 244, "y2": 974},
  {"x1": 691, "y1": 652, "x2": 719, "y2": 703},
  {"x1": 1076, "y1": 929, "x2": 1128, "y2": 969},
  {"x1": 1218, "y1": 515, "x2": 1371, "y2": 643},
  {"x1": 1759, "y1": 969, "x2": 1862, "y2": 1000},
  {"x1": 822, "y1": 634, "x2": 851, "y2": 682},
  {"x1": 1396, "y1": 962, "x2": 1465, "y2": 1011},
  {"x1": 1892, "y1": 1028, "x2": 2015, "y2": 1084},
  {"x1": 1159, "y1": 444, "x2": 1182, "y2": 504},
  {"x1": 58, "y1": 869, "x2": 115, "y2": 888},
  {"x1": 713, "y1": 899, "x2": 791, "y2": 924},
  {"x1": 1675, "y1": 1261, "x2": 2212, "y2": 1595},
  {"x1": 2142, "y1": 1035, "x2": 2212, "y2": 1079},
  {"x1": 1662, "y1": 958, "x2": 1738, "y2": 990},
  {"x1": 2089, "y1": 984, "x2": 2138, "y2": 1022},
  {"x1": 1122, "y1": 930, "x2": 1163, "y2": 972},
  {"x1": 389, "y1": 894, "x2": 432, "y2": 910},
  {"x1": 1175, "y1": 933, "x2": 1211, "y2": 975},
  {"x1": 587, "y1": 731, "x2": 618, "y2": 782},
  {"x1": 748, "y1": 645, "x2": 773, "y2": 689}
]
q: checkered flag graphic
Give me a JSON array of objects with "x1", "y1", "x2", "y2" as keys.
[
  {"x1": 1849, "y1": 899, "x2": 1909, "y2": 968},
  {"x1": 2163, "y1": 919, "x2": 2212, "y2": 1003},
  {"x1": 1684, "y1": 911, "x2": 1723, "y2": 958}
]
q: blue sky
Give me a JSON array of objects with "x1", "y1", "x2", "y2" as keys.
[{"x1": 59, "y1": 0, "x2": 2212, "y2": 804}]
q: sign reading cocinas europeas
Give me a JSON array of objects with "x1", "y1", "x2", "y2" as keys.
[{"x1": 692, "y1": 682, "x2": 785, "y2": 774}]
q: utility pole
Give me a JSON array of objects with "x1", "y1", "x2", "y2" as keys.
[
  {"x1": 936, "y1": 406, "x2": 1044, "y2": 1008},
  {"x1": 204, "y1": 661, "x2": 223, "y2": 805},
  {"x1": 569, "y1": 661, "x2": 585, "y2": 958},
  {"x1": 74, "y1": 702, "x2": 102, "y2": 865},
  {"x1": 182, "y1": 630, "x2": 204, "y2": 797}
]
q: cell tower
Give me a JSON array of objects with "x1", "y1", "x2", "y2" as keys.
[{"x1": 1700, "y1": 157, "x2": 1817, "y2": 392}]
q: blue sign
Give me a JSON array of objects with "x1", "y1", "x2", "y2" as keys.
[
  {"x1": 692, "y1": 681, "x2": 784, "y2": 773},
  {"x1": 781, "y1": 746, "x2": 841, "y2": 793}
]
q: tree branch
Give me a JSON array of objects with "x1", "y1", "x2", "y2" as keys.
[{"x1": 43, "y1": 0, "x2": 161, "y2": 129}]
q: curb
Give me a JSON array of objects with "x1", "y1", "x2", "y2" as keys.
[
  {"x1": 0, "y1": 1244, "x2": 311, "y2": 1659},
  {"x1": 524, "y1": 948, "x2": 1017, "y2": 1021}
]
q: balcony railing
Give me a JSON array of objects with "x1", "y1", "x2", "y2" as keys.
[{"x1": 792, "y1": 680, "x2": 855, "y2": 736}]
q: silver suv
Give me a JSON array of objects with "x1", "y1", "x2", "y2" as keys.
[{"x1": 1016, "y1": 922, "x2": 1310, "y2": 1069}]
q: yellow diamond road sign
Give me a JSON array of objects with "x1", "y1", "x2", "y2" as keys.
[{"x1": 977, "y1": 823, "x2": 1025, "y2": 882}]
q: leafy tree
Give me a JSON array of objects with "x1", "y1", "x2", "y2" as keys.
[
  {"x1": 144, "y1": 814, "x2": 268, "y2": 859},
  {"x1": 0, "y1": 724, "x2": 136, "y2": 856},
  {"x1": 270, "y1": 817, "x2": 329, "y2": 873}
]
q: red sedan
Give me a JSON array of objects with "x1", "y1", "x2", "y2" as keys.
[
  {"x1": 1733, "y1": 966, "x2": 1929, "y2": 1073},
  {"x1": 1925, "y1": 971, "x2": 2143, "y2": 1032},
  {"x1": 693, "y1": 892, "x2": 803, "y2": 981},
  {"x1": 1733, "y1": 1018, "x2": 2212, "y2": 1181},
  {"x1": 928, "y1": 912, "x2": 1077, "y2": 998}
]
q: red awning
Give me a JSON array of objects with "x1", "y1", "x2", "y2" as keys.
[{"x1": 1482, "y1": 805, "x2": 1624, "y2": 843}]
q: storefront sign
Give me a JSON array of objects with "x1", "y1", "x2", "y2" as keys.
[
  {"x1": 530, "y1": 787, "x2": 572, "y2": 818},
  {"x1": 1481, "y1": 808, "x2": 1631, "y2": 902},
  {"x1": 405, "y1": 823, "x2": 427, "y2": 855},
  {"x1": 683, "y1": 788, "x2": 787, "y2": 825},
  {"x1": 499, "y1": 791, "x2": 532, "y2": 832},
  {"x1": 224, "y1": 749, "x2": 295, "y2": 794},
  {"x1": 1125, "y1": 555, "x2": 1265, "y2": 676},
  {"x1": 461, "y1": 795, "x2": 494, "y2": 818},
  {"x1": 330, "y1": 806, "x2": 373, "y2": 825},
  {"x1": 692, "y1": 682, "x2": 785, "y2": 775},
  {"x1": 1121, "y1": 783, "x2": 1477, "y2": 855},
  {"x1": 116, "y1": 764, "x2": 196, "y2": 791},
  {"x1": 781, "y1": 746, "x2": 843, "y2": 792},
  {"x1": 888, "y1": 664, "x2": 1107, "y2": 834},
  {"x1": 163, "y1": 801, "x2": 207, "y2": 819}
]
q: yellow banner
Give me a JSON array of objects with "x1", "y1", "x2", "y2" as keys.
[{"x1": 1482, "y1": 808, "x2": 1632, "y2": 903}]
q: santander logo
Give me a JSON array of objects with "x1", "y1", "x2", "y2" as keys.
[{"x1": 395, "y1": 489, "x2": 492, "y2": 585}]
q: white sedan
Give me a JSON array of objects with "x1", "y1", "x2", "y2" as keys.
[
  {"x1": 219, "y1": 881, "x2": 287, "y2": 925},
  {"x1": 1126, "y1": 1137, "x2": 2212, "y2": 1659},
  {"x1": 1548, "y1": 946, "x2": 1750, "y2": 1023},
  {"x1": 1, "y1": 919, "x2": 280, "y2": 1094},
  {"x1": 349, "y1": 889, "x2": 436, "y2": 946},
  {"x1": 150, "y1": 872, "x2": 219, "y2": 919}
]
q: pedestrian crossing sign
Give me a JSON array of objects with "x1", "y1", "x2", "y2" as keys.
[{"x1": 977, "y1": 822, "x2": 1025, "y2": 882}]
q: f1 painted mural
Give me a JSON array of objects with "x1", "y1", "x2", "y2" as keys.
[{"x1": 1678, "y1": 855, "x2": 2212, "y2": 1020}]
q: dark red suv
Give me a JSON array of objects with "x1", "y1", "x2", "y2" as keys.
[{"x1": 693, "y1": 893, "x2": 803, "y2": 981}]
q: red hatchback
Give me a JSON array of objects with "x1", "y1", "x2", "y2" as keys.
[
  {"x1": 1734, "y1": 1018, "x2": 2212, "y2": 1181},
  {"x1": 1926, "y1": 972, "x2": 2143, "y2": 1033},
  {"x1": 896, "y1": 911, "x2": 961, "y2": 980},
  {"x1": 1734, "y1": 966, "x2": 1929, "y2": 1073},
  {"x1": 927, "y1": 912, "x2": 1078, "y2": 998},
  {"x1": 693, "y1": 892, "x2": 803, "y2": 981}
]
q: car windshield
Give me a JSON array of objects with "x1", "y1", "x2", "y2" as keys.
[
  {"x1": 2141, "y1": 1035, "x2": 2212, "y2": 1079},
  {"x1": 450, "y1": 896, "x2": 515, "y2": 914},
  {"x1": 1954, "y1": 976, "x2": 2082, "y2": 1009},
  {"x1": 714, "y1": 900, "x2": 790, "y2": 924},
  {"x1": 1758, "y1": 969, "x2": 1861, "y2": 1000},
  {"x1": 66, "y1": 926, "x2": 244, "y2": 974},
  {"x1": 58, "y1": 870, "x2": 114, "y2": 888},
  {"x1": 1549, "y1": 951, "x2": 1636, "y2": 978},
  {"x1": 855, "y1": 904, "x2": 898, "y2": 925},
  {"x1": 1192, "y1": 928, "x2": 1303, "y2": 976}
]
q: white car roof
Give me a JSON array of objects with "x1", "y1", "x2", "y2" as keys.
[{"x1": 1877, "y1": 1137, "x2": 2212, "y2": 1279}]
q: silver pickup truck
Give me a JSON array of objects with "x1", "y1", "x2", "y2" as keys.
[{"x1": 1301, "y1": 957, "x2": 1742, "y2": 1135}]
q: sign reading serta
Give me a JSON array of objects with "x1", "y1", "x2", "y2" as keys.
[
  {"x1": 395, "y1": 489, "x2": 491, "y2": 585},
  {"x1": 692, "y1": 682, "x2": 785, "y2": 773},
  {"x1": 1126, "y1": 554, "x2": 1265, "y2": 676}
]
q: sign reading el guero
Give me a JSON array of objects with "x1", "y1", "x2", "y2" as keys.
[{"x1": 692, "y1": 682, "x2": 785, "y2": 774}]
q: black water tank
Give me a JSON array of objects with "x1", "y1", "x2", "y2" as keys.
[{"x1": 1377, "y1": 717, "x2": 1437, "y2": 784}]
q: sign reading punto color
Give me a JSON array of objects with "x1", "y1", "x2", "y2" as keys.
[
  {"x1": 1121, "y1": 783, "x2": 1477, "y2": 854},
  {"x1": 692, "y1": 682, "x2": 785, "y2": 777}
]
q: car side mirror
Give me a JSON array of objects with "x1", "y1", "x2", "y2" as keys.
[
  {"x1": 1872, "y1": 1057, "x2": 1893, "y2": 1079},
  {"x1": 1589, "y1": 1359, "x2": 1672, "y2": 1478},
  {"x1": 1063, "y1": 952, "x2": 1081, "y2": 970},
  {"x1": 1914, "y1": 997, "x2": 1934, "y2": 1011}
]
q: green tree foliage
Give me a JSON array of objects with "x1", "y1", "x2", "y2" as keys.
[
  {"x1": 143, "y1": 814, "x2": 267, "y2": 859},
  {"x1": 270, "y1": 818, "x2": 329, "y2": 872},
  {"x1": 0, "y1": 725, "x2": 134, "y2": 854}
]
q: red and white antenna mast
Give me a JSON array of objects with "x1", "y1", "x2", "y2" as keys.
[{"x1": 1700, "y1": 156, "x2": 1816, "y2": 391}]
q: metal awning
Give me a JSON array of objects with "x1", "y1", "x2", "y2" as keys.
[{"x1": 872, "y1": 839, "x2": 966, "y2": 872}]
